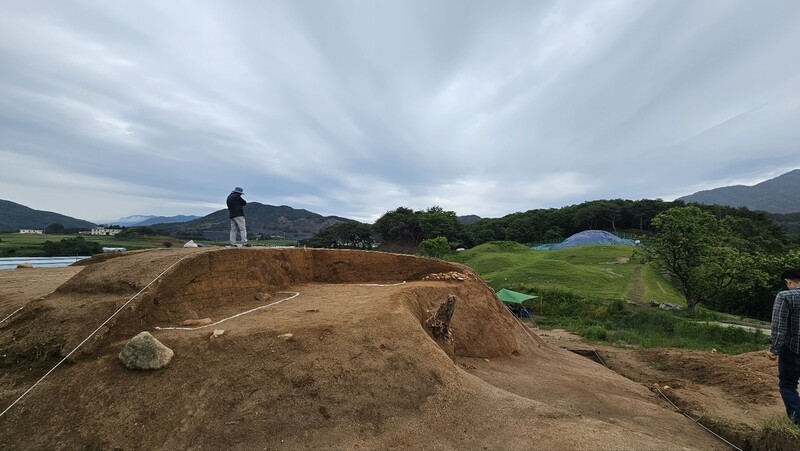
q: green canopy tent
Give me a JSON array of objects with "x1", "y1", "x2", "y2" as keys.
[{"x1": 496, "y1": 288, "x2": 540, "y2": 317}]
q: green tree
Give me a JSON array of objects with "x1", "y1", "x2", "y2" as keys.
[
  {"x1": 644, "y1": 206, "x2": 741, "y2": 310},
  {"x1": 419, "y1": 236, "x2": 450, "y2": 259},
  {"x1": 373, "y1": 207, "x2": 422, "y2": 245},
  {"x1": 309, "y1": 222, "x2": 374, "y2": 249},
  {"x1": 45, "y1": 223, "x2": 65, "y2": 234},
  {"x1": 117, "y1": 227, "x2": 156, "y2": 238},
  {"x1": 42, "y1": 237, "x2": 102, "y2": 257},
  {"x1": 418, "y1": 206, "x2": 463, "y2": 242}
]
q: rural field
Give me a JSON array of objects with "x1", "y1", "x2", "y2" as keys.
[
  {"x1": 0, "y1": 246, "x2": 797, "y2": 449},
  {"x1": 0, "y1": 233, "x2": 170, "y2": 256},
  {"x1": 0, "y1": 232, "x2": 299, "y2": 257}
]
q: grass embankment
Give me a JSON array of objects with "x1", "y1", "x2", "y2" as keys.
[{"x1": 447, "y1": 241, "x2": 769, "y2": 354}]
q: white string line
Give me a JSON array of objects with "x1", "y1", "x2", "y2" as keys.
[
  {"x1": 587, "y1": 348, "x2": 740, "y2": 450},
  {"x1": 654, "y1": 386, "x2": 743, "y2": 451},
  {"x1": 0, "y1": 306, "x2": 25, "y2": 325},
  {"x1": 356, "y1": 281, "x2": 406, "y2": 287},
  {"x1": 507, "y1": 302, "x2": 738, "y2": 451},
  {"x1": 580, "y1": 345, "x2": 741, "y2": 450},
  {"x1": 509, "y1": 311, "x2": 542, "y2": 346},
  {"x1": 0, "y1": 253, "x2": 194, "y2": 420},
  {"x1": 153, "y1": 291, "x2": 300, "y2": 331},
  {"x1": 152, "y1": 280, "x2": 405, "y2": 331},
  {"x1": 591, "y1": 348, "x2": 609, "y2": 368}
]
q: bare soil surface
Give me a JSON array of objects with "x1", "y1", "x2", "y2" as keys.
[
  {"x1": 0, "y1": 248, "x2": 784, "y2": 449},
  {"x1": 540, "y1": 329, "x2": 797, "y2": 450}
]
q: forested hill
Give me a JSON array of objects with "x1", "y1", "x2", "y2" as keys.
[
  {"x1": 152, "y1": 203, "x2": 355, "y2": 238},
  {"x1": 678, "y1": 169, "x2": 800, "y2": 214},
  {"x1": 0, "y1": 199, "x2": 96, "y2": 231}
]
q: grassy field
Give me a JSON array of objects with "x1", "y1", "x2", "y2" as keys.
[
  {"x1": 445, "y1": 241, "x2": 769, "y2": 354},
  {"x1": 0, "y1": 233, "x2": 302, "y2": 257},
  {"x1": 446, "y1": 241, "x2": 686, "y2": 305},
  {"x1": 0, "y1": 233, "x2": 171, "y2": 256}
]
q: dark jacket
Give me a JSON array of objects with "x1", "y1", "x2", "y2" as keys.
[{"x1": 226, "y1": 192, "x2": 246, "y2": 218}]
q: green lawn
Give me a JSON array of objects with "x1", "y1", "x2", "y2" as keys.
[
  {"x1": 447, "y1": 241, "x2": 685, "y2": 305},
  {"x1": 0, "y1": 233, "x2": 302, "y2": 257},
  {"x1": 446, "y1": 241, "x2": 769, "y2": 354},
  {"x1": 0, "y1": 233, "x2": 173, "y2": 256}
]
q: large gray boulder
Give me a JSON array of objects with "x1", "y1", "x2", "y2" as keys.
[{"x1": 118, "y1": 332, "x2": 174, "y2": 370}]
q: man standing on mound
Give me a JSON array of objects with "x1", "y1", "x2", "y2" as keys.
[
  {"x1": 770, "y1": 268, "x2": 800, "y2": 427},
  {"x1": 226, "y1": 187, "x2": 250, "y2": 247}
]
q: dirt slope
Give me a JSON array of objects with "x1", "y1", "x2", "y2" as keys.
[{"x1": 1, "y1": 248, "x2": 725, "y2": 449}]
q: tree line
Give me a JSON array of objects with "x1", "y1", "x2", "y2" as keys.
[
  {"x1": 307, "y1": 199, "x2": 792, "y2": 250},
  {"x1": 304, "y1": 199, "x2": 797, "y2": 319},
  {"x1": 642, "y1": 205, "x2": 799, "y2": 319}
]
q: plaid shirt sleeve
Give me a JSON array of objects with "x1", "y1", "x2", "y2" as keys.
[{"x1": 771, "y1": 292, "x2": 790, "y2": 355}]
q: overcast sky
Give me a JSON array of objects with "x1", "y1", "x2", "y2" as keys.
[{"x1": 1, "y1": 0, "x2": 799, "y2": 223}]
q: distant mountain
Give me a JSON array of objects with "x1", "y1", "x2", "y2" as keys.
[
  {"x1": 0, "y1": 199, "x2": 96, "y2": 231},
  {"x1": 153, "y1": 203, "x2": 355, "y2": 239},
  {"x1": 457, "y1": 215, "x2": 482, "y2": 225},
  {"x1": 678, "y1": 169, "x2": 800, "y2": 214},
  {"x1": 135, "y1": 215, "x2": 201, "y2": 226},
  {"x1": 110, "y1": 215, "x2": 158, "y2": 227}
]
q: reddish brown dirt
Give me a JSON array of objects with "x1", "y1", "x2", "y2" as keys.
[
  {"x1": 0, "y1": 248, "x2": 742, "y2": 449},
  {"x1": 540, "y1": 329, "x2": 796, "y2": 450}
]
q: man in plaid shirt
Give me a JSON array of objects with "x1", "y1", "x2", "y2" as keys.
[{"x1": 770, "y1": 268, "x2": 800, "y2": 427}]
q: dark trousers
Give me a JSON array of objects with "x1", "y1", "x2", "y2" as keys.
[{"x1": 778, "y1": 348, "x2": 800, "y2": 426}]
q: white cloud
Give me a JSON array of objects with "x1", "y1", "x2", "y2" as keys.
[{"x1": 1, "y1": 0, "x2": 799, "y2": 222}]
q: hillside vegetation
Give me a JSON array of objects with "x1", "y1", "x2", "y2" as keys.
[
  {"x1": 446, "y1": 241, "x2": 769, "y2": 354},
  {"x1": 0, "y1": 199, "x2": 96, "y2": 231},
  {"x1": 0, "y1": 233, "x2": 175, "y2": 257},
  {"x1": 153, "y1": 202, "x2": 353, "y2": 239},
  {"x1": 678, "y1": 168, "x2": 800, "y2": 214},
  {"x1": 447, "y1": 241, "x2": 685, "y2": 305}
]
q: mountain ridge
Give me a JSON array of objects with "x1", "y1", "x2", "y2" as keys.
[
  {"x1": 151, "y1": 202, "x2": 355, "y2": 239},
  {"x1": 0, "y1": 199, "x2": 97, "y2": 231},
  {"x1": 678, "y1": 169, "x2": 800, "y2": 214},
  {"x1": 135, "y1": 215, "x2": 202, "y2": 226}
]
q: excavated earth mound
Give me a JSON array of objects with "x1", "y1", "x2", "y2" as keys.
[{"x1": 0, "y1": 248, "x2": 725, "y2": 449}]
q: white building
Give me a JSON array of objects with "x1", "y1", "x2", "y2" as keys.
[
  {"x1": 19, "y1": 229, "x2": 44, "y2": 234},
  {"x1": 90, "y1": 227, "x2": 122, "y2": 236}
]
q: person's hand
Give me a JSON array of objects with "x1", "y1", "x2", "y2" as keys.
[{"x1": 768, "y1": 351, "x2": 778, "y2": 361}]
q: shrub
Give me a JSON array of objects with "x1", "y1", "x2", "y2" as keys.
[
  {"x1": 580, "y1": 325, "x2": 608, "y2": 341},
  {"x1": 606, "y1": 310, "x2": 768, "y2": 353},
  {"x1": 420, "y1": 236, "x2": 450, "y2": 259},
  {"x1": 679, "y1": 306, "x2": 723, "y2": 321},
  {"x1": 42, "y1": 237, "x2": 102, "y2": 256},
  {"x1": 608, "y1": 299, "x2": 626, "y2": 315},
  {"x1": 118, "y1": 227, "x2": 156, "y2": 238}
]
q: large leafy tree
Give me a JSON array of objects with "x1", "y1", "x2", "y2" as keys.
[
  {"x1": 45, "y1": 223, "x2": 65, "y2": 234},
  {"x1": 645, "y1": 206, "x2": 746, "y2": 310},
  {"x1": 373, "y1": 206, "x2": 463, "y2": 247},
  {"x1": 42, "y1": 237, "x2": 102, "y2": 257},
  {"x1": 373, "y1": 207, "x2": 422, "y2": 246},
  {"x1": 417, "y1": 206, "x2": 463, "y2": 243},
  {"x1": 420, "y1": 236, "x2": 451, "y2": 259},
  {"x1": 309, "y1": 222, "x2": 373, "y2": 249}
]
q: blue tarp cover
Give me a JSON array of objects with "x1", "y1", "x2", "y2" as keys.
[{"x1": 534, "y1": 229, "x2": 637, "y2": 250}]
